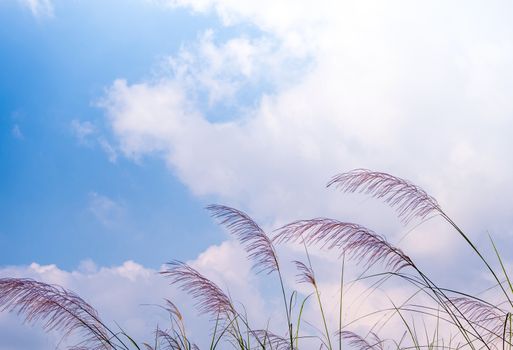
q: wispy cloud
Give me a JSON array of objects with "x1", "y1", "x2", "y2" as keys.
[
  {"x1": 161, "y1": 30, "x2": 307, "y2": 107},
  {"x1": 11, "y1": 125, "x2": 23, "y2": 140},
  {"x1": 88, "y1": 192, "x2": 124, "y2": 228},
  {"x1": 70, "y1": 119, "x2": 119, "y2": 163},
  {"x1": 70, "y1": 119, "x2": 96, "y2": 145},
  {"x1": 18, "y1": 0, "x2": 54, "y2": 19},
  {"x1": 98, "y1": 138, "x2": 118, "y2": 163}
]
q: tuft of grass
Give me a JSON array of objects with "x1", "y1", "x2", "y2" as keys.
[{"x1": 1, "y1": 169, "x2": 512, "y2": 350}]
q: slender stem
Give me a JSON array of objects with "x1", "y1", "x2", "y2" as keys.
[
  {"x1": 504, "y1": 313, "x2": 511, "y2": 350},
  {"x1": 509, "y1": 312, "x2": 512, "y2": 350},
  {"x1": 414, "y1": 267, "x2": 487, "y2": 350},
  {"x1": 277, "y1": 267, "x2": 294, "y2": 349},
  {"x1": 440, "y1": 210, "x2": 513, "y2": 306},
  {"x1": 303, "y1": 243, "x2": 332, "y2": 350},
  {"x1": 314, "y1": 283, "x2": 333, "y2": 350},
  {"x1": 339, "y1": 255, "x2": 345, "y2": 350},
  {"x1": 489, "y1": 234, "x2": 513, "y2": 308},
  {"x1": 209, "y1": 312, "x2": 220, "y2": 350}
]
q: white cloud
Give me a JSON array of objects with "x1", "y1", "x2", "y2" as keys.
[
  {"x1": 160, "y1": 30, "x2": 309, "y2": 107},
  {"x1": 11, "y1": 124, "x2": 23, "y2": 139},
  {"x1": 0, "y1": 245, "x2": 272, "y2": 349},
  {"x1": 71, "y1": 119, "x2": 119, "y2": 163},
  {"x1": 18, "y1": 0, "x2": 54, "y2": 18},
  {"x1": 1, "y1": 243, "x2": 507, "y2": 349},
  {"x1": 98, "y1": 138, "x2": 118, "y2": 163},
  {"x1": 0, "y1": 261, "x2": 170, "y2": 350},
  {"x1": 102, "y1": 1, "x2": 513, "y2": 265},
  {"x1": 88, "y1": 192, "x2": 124, "y2": 227},
  {"x1": 71, "y1": 119, "x2": 96, "y2": 144}
]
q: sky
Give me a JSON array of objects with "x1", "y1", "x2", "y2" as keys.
[{"x1": 2, "y1": 0, "x2": 513, "y2": 349}]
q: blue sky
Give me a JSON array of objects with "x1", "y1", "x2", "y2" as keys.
[
  {"x1": 0, "y1": 0, "x2": 234, "y2": 269},
  {"x1": 2, "y1": 0, "x2": 513, "y2": 349}
]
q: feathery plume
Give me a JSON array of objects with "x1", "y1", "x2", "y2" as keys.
[
  {"x1": 154, "y1": 329, "x2": 183, "y2": 350},
  {"x1": 146, "y1": 328, "x2": 197, "y2": 350},
  {"x1": 293, "y1": 260, "x2": 316, "y2": 286},
  {"x1": 341, "y1": 331, "x2": 384, "y2": 350},
  {"x1": 0, "y1": 278, "x2": 111, "y2": 350},
  {"x1": 448, "y1": 297, "x2": 506, "y2": 337},
  {"x1": 160, "y1": 261, "x2": 235, "y2": 317},
  {"x1": 275, "y1": 219, "x2": 413, "y2": 271},
  {"x1": 207, "y1": 204, "x2": 279, "y2": 274},
  {"x1": 252, "y1": 330, "x2": 292, "y2": 350},
  {"x1": 328, "y1": 169, "x2": 440, "y2": 224},
  {"x1": 162, "y1": 299, "x2": 183, "y2": 322}
]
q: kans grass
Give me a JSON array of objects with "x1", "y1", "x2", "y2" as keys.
[{"x1": 1, "y1": 169, "x2": 512, "y2": 350}]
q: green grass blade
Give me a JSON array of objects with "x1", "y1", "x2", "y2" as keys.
[{"x1": 489, "y1": 234, "x2": 513, "y2": 297}]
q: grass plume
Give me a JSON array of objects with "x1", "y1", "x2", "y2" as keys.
[
  {"x1": 275, "y1": 218, "x2": 413, "y2": 272},
  {"x1": 160, "y1": 261, "x2": 235, "y2": 318},
  {"x1": 0, "y1": 278, "x2": 114, "y2": 350},
  {"x1": 206, "y1": 204, "x2": 279, "y2": 275},
  {"x1": 327, "y1": 169, "x2": 440, "y2": 225}
]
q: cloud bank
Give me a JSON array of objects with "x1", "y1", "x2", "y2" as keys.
[
  {"x1": 1, "y1": 241, "x2": 437, "y2": 349},
  {"x1": 103, "y1": 0, "x2": 513, "y2": 258}
]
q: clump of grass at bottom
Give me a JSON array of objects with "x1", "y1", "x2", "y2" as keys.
[{"x1": 1, "y1": 169, "x2": 512, "y2": 350}]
